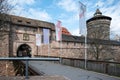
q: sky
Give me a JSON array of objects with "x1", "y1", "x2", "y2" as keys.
[{"x1": 9, "y1": 0, "x2": 120, "y2": 39}]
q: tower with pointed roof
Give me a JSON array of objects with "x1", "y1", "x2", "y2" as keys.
[{"x1": 87, "y1": 9, "x2": 112, "y2": 40}]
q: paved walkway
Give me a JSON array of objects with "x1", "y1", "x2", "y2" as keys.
[
  {"x1": 0, "y1": 76, "x2": 68, "y2": 80},
  {"x1": 29, "y1": 61, "x2": 120, "y2": 80}
]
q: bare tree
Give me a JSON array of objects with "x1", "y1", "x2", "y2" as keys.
[
  {"x1": 0, "y1": 0, "x2": 12, "y2": 40},
  {"x1": 0, "y1": 0, "x2": 13, "y2": 57},
  {"x1": 87, "y1": 27, "x2": 114, "y2": 60},
  {"x1": 88, "y1": 40, "x2": 114, "y2": 60}
]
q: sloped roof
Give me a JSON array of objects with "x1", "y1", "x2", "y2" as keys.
[
  {"x1": 87, "y1": 9, "x2": 112, "y2": 23},
  {"x1": 0, "y1": 14, "x2": 55, "y2": 30},
  {"x1": 10, "y1": 15, "x2": 55, "y2": 30},
  {"x1": 62, "y1": 27, "x2": 71, "y2": 35},
  {"x1": 62, "y1": 34, "x2": 120, "y2": 46}
]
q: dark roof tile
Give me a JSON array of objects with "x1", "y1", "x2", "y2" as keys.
[{"x1": 62, "y1": 34, "x2": 120, "y2": 46}]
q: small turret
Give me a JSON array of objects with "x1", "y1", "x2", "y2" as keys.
[
  {"x1": 94, "y1": 8, "x2": 102, "y2": 16},
  {"x1": 87, "y1": 8, "x2": 112, "y2": 40}
]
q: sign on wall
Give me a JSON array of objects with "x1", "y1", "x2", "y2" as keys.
[
  {"x1": 43, "y1": 29, "x2": 50, "y2": 44},
  {"x1": 23, "y1": 33, "x2": 29, "y2": 41},
  {"x1": 36, "y1": 34, "x2": 41, "y2": 46}
]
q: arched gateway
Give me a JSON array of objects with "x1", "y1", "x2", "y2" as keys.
[{"x1": 17, "y1": 44, "x2": 31, "y2": 57}]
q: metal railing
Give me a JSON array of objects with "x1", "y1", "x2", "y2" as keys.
[{"x1": 0, "y1": 57, "x2": 60, "y2": 79}]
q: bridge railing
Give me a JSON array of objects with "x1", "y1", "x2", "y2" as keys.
[
  {"x1": 61, "y1": 57, "x2": 120, "y2": 77},
  {"x1": 0, "y1": 57, "x2": 60, "y2": 79}
]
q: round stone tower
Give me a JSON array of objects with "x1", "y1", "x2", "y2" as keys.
[{"x1": 87, "y1": 9, "x2": 112, "y2": 40}]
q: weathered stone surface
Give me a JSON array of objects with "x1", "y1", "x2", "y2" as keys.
[{"x1": 0, "y1": 10, "x2": 120, "y2": 76}]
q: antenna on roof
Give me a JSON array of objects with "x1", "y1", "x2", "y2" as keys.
[{"x1": 97, "y1": 5, "x2": 99, "y2": 8}]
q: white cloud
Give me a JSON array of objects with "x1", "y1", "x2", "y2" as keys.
[
  {"x1": 9, "y1": 0, "x2": 35, "y2": 6},
  {"x1": 27, "y1": 9, "x2": 52, "y2": 21},
  {"x1": 86, "y1": 0, "x2": 120, "y2": 38},
  {"x1": 70, "y1": 28, "x2": 80, "y2": 36},
  {"x1": 55, "y1": 0, "x2": 80, "y2": 36},
  {"x1": 95, "y1": 1, "x2": 104, "y2": 7},
  {"x1": 61, "y1": 13, "x2": 78, "y2": 23},
  {"x1": 9, "y1": 0, "x2": 52, "y2": 21},
  {"x1": 101, "y1": 1, "x2": 120, "y2": 35},
  {"x1": 9, "y1": 0, "x2": 120, "y2": 37},
  {"x1": 106, "y1": 0, "x2": 114, "y2": 5},
  {"x1": 57, "y1": 0, "x2": 78, "y2": 12},
  {"x1": 12, "y1": 8, "x2": 52, "y2": 21},
  {"x1": 9, "y1": 0, "x2": 35, "y2": 15}
]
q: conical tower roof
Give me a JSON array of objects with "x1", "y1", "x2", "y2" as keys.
[
  {"x1": 94, "y1": 8, "x2": 102, "y2": 16},
  {"x1": 87, "y1": 8, "x2": 112, "y2": 23}
]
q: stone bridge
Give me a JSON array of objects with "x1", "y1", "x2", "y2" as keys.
[{"x1": 29, "y1": 61, "x2": 120, "y2": 80}]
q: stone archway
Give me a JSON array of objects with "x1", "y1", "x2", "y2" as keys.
[{"x1": 17, "y1": 44, "x2": 31, "y2": 57}]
